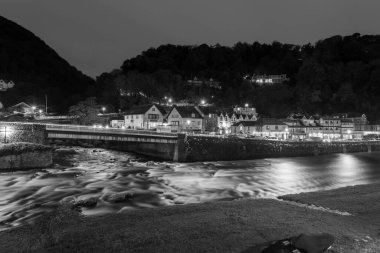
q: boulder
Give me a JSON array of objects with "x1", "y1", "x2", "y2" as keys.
[{"x1": 107, "y1": 192, "x2": 134, "y2": 203}]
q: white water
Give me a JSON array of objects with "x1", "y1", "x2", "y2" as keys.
[{"x1": 1, "y1": 147, "x2": 380, "y2": 229}]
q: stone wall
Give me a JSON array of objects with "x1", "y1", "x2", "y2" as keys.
[
  {"x1": 0, "y1": 123, "x2": 47, "y2": 144},
  {"x1": 49, "y1": 138, "x2": 177, "y2": 161},
  {"x1": 0, "y1": 151, "x2": 53, "y2": 170},
  {"x1": 182, "y1": 136, "x2": 380, "y2": 162}
]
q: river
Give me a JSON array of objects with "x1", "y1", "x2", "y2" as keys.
[{"x1": 1, "y1": 147, "x2": 380, "y2": 230}]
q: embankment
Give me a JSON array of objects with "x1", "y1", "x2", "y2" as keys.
[
  {"x1": 0, "y1": 142, "x2": 52, "y2": 170},
  {"x1": 183, "y1": 136, "x2": 380, "y2": 162},
  {"x1": 0, "y1": 122, "x2": 46, "y2": 144}
]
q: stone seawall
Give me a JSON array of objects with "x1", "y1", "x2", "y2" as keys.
[
  {"x1": 182, "y1": 136, "x2": 380, "y2": 162},
  {"x1": 0, "y1": 123, "x2": 47, "y2": 144},
  {"x1": 0, "y1": 143, "x2": 53, "y2": 170}
]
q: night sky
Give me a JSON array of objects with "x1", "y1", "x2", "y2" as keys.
[{"x1": 2, "y1": 0, "x2": 380, "y2": 77}]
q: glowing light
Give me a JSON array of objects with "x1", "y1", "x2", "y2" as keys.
[
  {"x1": 105, "y1": 125, "x2": 109, "y2": 129},
  {"x1": 168, "y1": 98, "x2": 172, "y2": 103},
  {"x1": 187, "y1": 120, "x2": 191, "y2": 125},
  {"x1": 245, "y1": 103, "x2": 248, "y2": 107},
  {"x1": 38, "y1": 109, "x2": 43, "y2": 114},
  {"x1": 102, "y1": 107, "x2": 106, "y2": 112},
  {"x1": 121, "y1": 126, "x2": 126, "y2": 129},
  {"x1": 31, "y1": 106, "x2": 36, "y2": 110},
  {"x1": 347, "y1": 130, "x2": 352, "y2": 134},
  {"x1": 201, "y1": 100, "x2": 205, "y2": 105}
]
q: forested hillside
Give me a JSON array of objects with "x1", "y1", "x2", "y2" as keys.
[
  {"x1": 0, "y1": 16, "x2": 94, "y2": 112},
  {"x1": 96, "y1": 34, "x2": 380, "y2": 121}
]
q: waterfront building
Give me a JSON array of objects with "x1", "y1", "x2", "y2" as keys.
[
  {"x1": 231, "y1": 121, "x2": 258, "y2": 135},
  {"x1": 231, "y1": 118, "x2": 288, "y2": 139},
  {"x1": 110, "y1": 115, "x2": 125, "y2": 128},
  {"x1": 8, "y1": 102, "x2": 34, "y2": 115},
  {"x1": 196, "y1": 106, "x2": 219, "y2": 133},
  {"x1": 166, "y1": 105, "x2": 203, "y2": 132},
  {"x1": 218, "y1": 106, "x2": 258, "y2": 134},
  {"x1": 124, "y1": 104, "x2": 166, "y2": 129},
  {"x1": 255, "y1": 118, "x2": 289, "y2": 139}
]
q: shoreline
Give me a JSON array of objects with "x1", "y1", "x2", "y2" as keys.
[{"x1": 1, "y1": 182, "x2": 379, "y2": 252}]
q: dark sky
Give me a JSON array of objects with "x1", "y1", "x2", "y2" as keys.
[{"x1": 2, "y1": 0, "x2": 380, "y2": 77}]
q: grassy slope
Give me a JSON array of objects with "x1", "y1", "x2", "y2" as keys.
[
  {"x1": 1, "y1": 191, "x2": 379, "y2": 253},
  {"x1": 280, "y1": 183, "x2": 380, "y2": 224}
]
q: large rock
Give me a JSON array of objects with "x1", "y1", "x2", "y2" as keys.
[{"x1": 106, "y1": 192, "x2": 134, "y2": 203}]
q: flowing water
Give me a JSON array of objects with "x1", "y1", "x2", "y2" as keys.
[{"x1": 1, "y1": 147, "x2": 380, "y2": 230}]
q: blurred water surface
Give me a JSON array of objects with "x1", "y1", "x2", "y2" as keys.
[{"x1": 1, "y1": 147, "x2": 380, "y2": 229}]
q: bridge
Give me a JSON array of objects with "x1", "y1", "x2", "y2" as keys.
[
  {"x1": 45, "y1": 124, "x2": 186, "y2": 161},
  {"x1": 0, "y1": 122, "x2": 187, "y2": 161}
]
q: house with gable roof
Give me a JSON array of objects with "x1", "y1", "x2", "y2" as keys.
[
  {"x1": 124, "y1": 104, "x2": 166, "y2": 129},
  {"x1": 166, "y1": 105, "x2": 203, "y2": 132}
]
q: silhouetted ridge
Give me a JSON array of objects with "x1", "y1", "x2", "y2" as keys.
[{"x1": 0, "y1": 16, "x2": 95, "y2": 112}]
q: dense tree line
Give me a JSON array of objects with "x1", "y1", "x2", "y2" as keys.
[
  {"x1": 0, "y1": 16, "x2": 95, "y2": 113},
  {"x1": 2, "y1": 14, "x2": 380, "y2": 121},
  {"x1": 96, "y1": 34, "x2": 380, "y2": 122}
]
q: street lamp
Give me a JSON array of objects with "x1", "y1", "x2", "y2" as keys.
[
  {"x1": 39, "y1": 109, "x2": 43, "y2": 114},
  {"x1": 201, "y1": 99, "x2": 206, "y2": 105},
  {"x1": 168, "y1": 98, "x2": 172, "y2": 103},
  {"x1": 245, "y1": 103, "x2": 249, "y2": 107},
  {"x1": 102, "y1": 107, "x2": 106, "y2": 113}
]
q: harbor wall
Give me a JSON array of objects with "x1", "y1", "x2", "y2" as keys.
[
  {"x1": 181, "y1": 136, "x2": 380, "y2": 162},
  {"x1": 0, "y1": 123, "x2": 47, "y2": 144}
]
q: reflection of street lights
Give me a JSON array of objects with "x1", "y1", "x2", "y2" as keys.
[{"x1": 4, "y1": 126, "x2": 7, "y2": 143}]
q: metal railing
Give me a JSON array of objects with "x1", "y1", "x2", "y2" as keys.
[{"x1": 45, "y1": 124, "x2": 179, "y2": 138}]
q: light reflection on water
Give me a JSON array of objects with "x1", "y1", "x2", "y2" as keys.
[{"x1": 1, "y1": 147, "x2": 380, "y2": 229}]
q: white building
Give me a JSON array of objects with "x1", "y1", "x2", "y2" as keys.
[
  {"x1": 166, "y1": 106, "x2": 203, "y2": 132},
  {"x1": 218, "y1": 106, "x2": 258, "y2": 134},
  {"x1": 110, "y1": 115, "x2": 125, "y2": 128},
  {"x1": 124, "y1": 104, "x2": 166, "y2": 129}
]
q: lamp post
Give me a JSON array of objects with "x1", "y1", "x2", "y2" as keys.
[{"x1": 102, "y1": 107, "x2": 106, "y2": 114}]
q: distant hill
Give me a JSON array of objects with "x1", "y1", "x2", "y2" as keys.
[
  {"x1": 97, "y1": 34, "x2": 380, "y2": 121},
  {"x1": 0, "y1": 16, "x2": 95, "y2": 112}
]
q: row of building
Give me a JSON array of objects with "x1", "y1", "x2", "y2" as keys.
[
  {"x1": 3, "y1": 101, "x2": 379, "y2": 141},
  {"x1": 110, "y1": 104, "x2": 378, "y2": 140}
]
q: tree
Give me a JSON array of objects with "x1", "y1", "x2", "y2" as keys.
[{"x1": 69, "y1": 97, "x2": 100, "y2": 125}]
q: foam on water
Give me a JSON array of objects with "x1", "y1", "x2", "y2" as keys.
[{"x1": 1, "y1": 148, "x2": 380, "y2": 229}]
